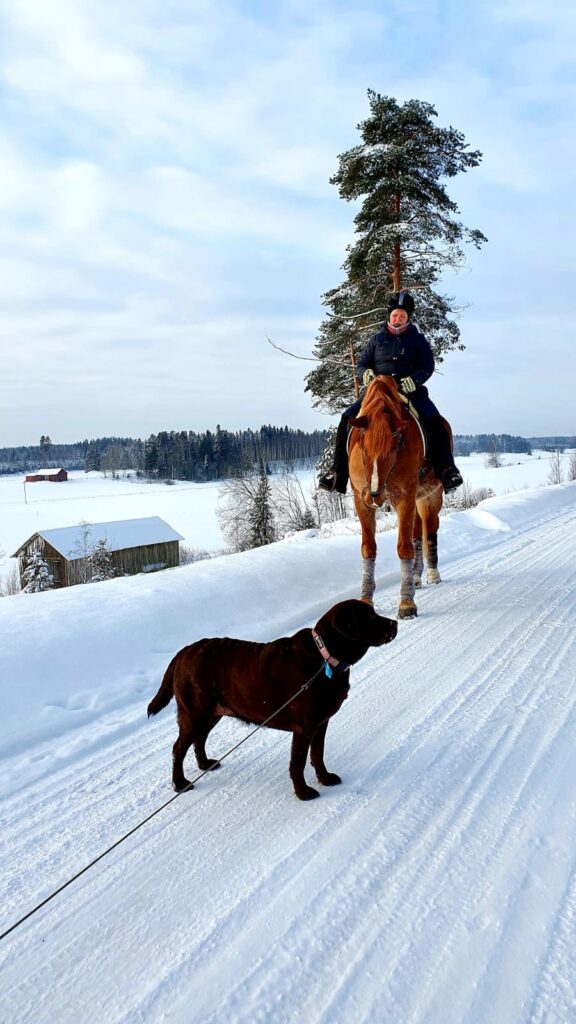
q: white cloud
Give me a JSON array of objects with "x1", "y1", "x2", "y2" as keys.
[{"x1": 0, "y1": 0, "x2": 574, "y2": 443}]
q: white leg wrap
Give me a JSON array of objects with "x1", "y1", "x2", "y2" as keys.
[
  {"x1": 361, "y1": 557, "x2": 376, "y2": 601},
  {"x1": 425, "y1": 533, "x2": 441, "y2": 583},
  {"x1": 413, "y1": 538, "x2": 424, "y2": 578},
  {"x1": 426, "y1": 533, "x2": 438, "y2": 570},
  {"x1": 400, "y1": 558, "x2": 415, "y2": 602}
]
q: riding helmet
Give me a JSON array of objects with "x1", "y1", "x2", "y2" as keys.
[{"x1": 387, "y1": 291, "x2": 415, "y2": 318}]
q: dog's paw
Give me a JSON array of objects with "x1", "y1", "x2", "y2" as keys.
[
  {"x1": 173, "y1": 779, "x2": 194, "y2": 792},
  {"x1": 295, "y1": 785, "x2": 320, "y2": 801},
  {"x1": 318, "y1": 772, "x2": 342, "y2": 787}
]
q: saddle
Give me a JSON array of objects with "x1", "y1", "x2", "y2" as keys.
[
  {"x1": 345, "y1": 393, "x2": 430, "y2": 476},
  {"x1": 397, "y1": 394, "x2": 428, "y2": 462}
]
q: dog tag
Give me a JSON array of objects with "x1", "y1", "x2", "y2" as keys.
[{"x1": 324, "y1": 663, "x2": 333, "y2": 679}]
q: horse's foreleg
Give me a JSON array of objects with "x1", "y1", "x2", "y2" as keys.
[
  {"x1": 413, "y1": 507, "x2": 424, "y2": 588},
  {"x1": 396, "y1": 496, "x2": 418, "y2": 618},
  {"x1": 354, "y1": 494, "x2": 377, "y2": 604},
  {"x1": 361, "y1": 556, "x2": 376, "y2": 604}
]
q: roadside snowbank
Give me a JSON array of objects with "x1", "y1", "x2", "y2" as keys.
[{"x1": 1, "y1": 482, "x2": 573, "y2": 761}]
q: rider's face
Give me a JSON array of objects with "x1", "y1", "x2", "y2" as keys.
[{"x1": 389, "y1": 308, "x2": 409, "y2": 327}]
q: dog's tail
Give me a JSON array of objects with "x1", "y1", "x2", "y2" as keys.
[{"x1": 147, "y1": 655, "x2": 177, "y2": 718}]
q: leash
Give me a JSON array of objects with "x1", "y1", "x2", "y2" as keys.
[{"x1": 0, "y1": 650, "x2": 343, "y2": 945}]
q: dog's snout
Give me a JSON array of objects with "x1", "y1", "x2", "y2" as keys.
[{"x1": 371, "y1": 614, "x2": 398, "y2": 645}]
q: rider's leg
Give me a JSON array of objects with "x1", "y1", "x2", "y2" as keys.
[
  {"x1": 405, "y1": 388, "x2": 463, "y2": 494},
  {"x1": 423, "y1": 416, "x2": 463, "y2": 493},
  {"x1": 318, "y1": 400, "x2": 361, "y2": 494}
]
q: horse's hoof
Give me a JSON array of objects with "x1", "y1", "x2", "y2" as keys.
[
  {"x1": 398, "y1": 601, "x2": 418, "y2": 619},
  {"x1": 414, "y1": 575, "x2": 422, "y2": 589},
  {"x1": 295, "y1": 786, "x2": 320, "y2": 801},
  {"x1": 427, "y1": 569, "x2": 441, "y2": 584}
]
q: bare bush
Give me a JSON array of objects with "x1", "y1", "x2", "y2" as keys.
[
  {"x1": 547, "y1": 450, "x2": 564, "y2": 485},
  {"x1": 484, "y1": 448, "x2": 502, "y2": 469},
  {"x1": 180, "y1": 545, "x2": 214, "y2": 564},
  {"x1": 313, "y1": 489, "x2": 353, "y2": 524},
  {"x1": 217, "y1": 465, "x2": 276, "y2": 553},
  {"x1": 566, "y1": 451, "x2": 576, "y2": 482},
  {"x1": 273, "y1": 467, "x2": 318, "y2": 535},
  {"x1": 444, "y1": 481, "x2": 495, "y2": 510},
  {"x1": 1, "y1": 563, "x2": 21, "y2": 596}
]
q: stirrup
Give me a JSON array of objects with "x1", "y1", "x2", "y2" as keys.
[
  {"x1": 318, "y1": 472, "x2": 337, "y2": 492},
  {"x1": 442, "y1": 467, "x2": 463, "y2": 493}
]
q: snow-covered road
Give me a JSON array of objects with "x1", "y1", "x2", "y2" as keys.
[{"x1": 1, "y1": 487, "x2": 576, "y2": 1023}]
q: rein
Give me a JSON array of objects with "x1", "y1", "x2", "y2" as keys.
[{"x1": 355, "y1": 424, "x2": 406, "y2": 502}]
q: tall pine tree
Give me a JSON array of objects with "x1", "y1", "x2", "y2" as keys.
[
  {"x1": 306, "y1": 92, "x2": 486, "y2": 412},
  {"x1": 249, "y1": 459, "x2": 276, "y2": 548}
]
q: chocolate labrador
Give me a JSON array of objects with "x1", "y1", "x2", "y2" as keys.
[{"x1": 147, "y1": 599, "x2": 397, "y2": 800}]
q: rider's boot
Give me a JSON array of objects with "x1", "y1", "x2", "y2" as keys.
[
  {"x1": 318, "y1": 416, "x2": 350, "y2": 494},
  {"x1": 425, "y1": 417, "x2": 463, "y2": 494}
]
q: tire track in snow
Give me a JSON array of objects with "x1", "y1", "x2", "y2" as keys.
[
  {"x1": 2, "y1": 496, "x2": 576, "y2": 1024},
  {"x1": 173, "y1": 508, "x2": 576, "y2": 1023}
]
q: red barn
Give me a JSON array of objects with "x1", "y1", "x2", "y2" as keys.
[{"x1": 25, "y1": 468, "x2": 68, "y2": 483}]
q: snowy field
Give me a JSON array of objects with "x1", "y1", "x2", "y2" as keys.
[
  {"x1": 0, "y1": 449, "x2": 572, "y2": 585},
  {"x1": 1, "y1": 458, "x2": 576, "y2": 1023}
]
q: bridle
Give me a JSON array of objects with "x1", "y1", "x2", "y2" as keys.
[{"x1": 355, "y1": 425, "x2": 406, "y2": 506}]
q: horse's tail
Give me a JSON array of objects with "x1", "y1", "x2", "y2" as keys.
[{"x1": 147, "y1": 655, "x2": 177, "y2": 717}]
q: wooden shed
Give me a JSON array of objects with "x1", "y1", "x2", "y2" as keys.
[
  {"x1": 12, "y1": 516, "x2": 183, "y2": 589},
  {"x1": 25, "y1": 468, "x2": 68, "y2": 483}
]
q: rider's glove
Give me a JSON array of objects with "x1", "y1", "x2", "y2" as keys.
[
  {"x1": 400, "y1": 376, "x2": 416, "y2": 394},
  {"x1": 362, "y1": 369, "x2": 376, "y2": 387}
]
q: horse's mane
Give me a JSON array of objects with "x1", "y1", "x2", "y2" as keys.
[{"x1": 358, "y1": 376, "x2": 404, "y2": 459}]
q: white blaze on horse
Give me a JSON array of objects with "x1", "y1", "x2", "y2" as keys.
[{"x1": 348, "y1": 375, "x2": 447, "y2": 618}]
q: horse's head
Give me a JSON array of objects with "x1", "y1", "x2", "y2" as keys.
[{"x1": 349, "y1": 376, "x2": 406, "y2": 507}]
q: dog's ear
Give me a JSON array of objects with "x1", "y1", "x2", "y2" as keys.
[{"x1": 330, "y1": 600, "x2": 370, "y2": 638}]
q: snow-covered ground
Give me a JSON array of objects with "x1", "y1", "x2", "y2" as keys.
[
  {"x1": 1, "y1": 467, "x2": 576, "y2": 1023},
  {"x1": 0, "y1": 449, "x2": 572, "y2": 585}
]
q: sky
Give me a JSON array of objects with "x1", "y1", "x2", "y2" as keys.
[{"x1": 0, "y1": 0, "x2": 574, "y2": 446}]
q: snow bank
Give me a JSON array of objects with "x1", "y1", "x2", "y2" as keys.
[{"x1": 1, "y1": 482, "x2": 574, "y2": 762}]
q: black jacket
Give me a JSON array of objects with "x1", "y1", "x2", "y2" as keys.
[{"x1": 356, "y1": 323, "x2": 434, "y2": 388}]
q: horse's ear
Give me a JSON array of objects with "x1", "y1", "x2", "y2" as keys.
[{"x1": 349, "y1": 416, "x2": 369, "y2": 430}]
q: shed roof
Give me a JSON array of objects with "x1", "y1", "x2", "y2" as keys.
[
  {"x1": 30, "y1": 468, "x2": 66, "y2": 476},
  {"x1": 12, "y1": 516, "x2": 184, "y2": 559}
]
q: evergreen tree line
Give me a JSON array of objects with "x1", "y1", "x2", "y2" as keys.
[
  {"x1": 0, "y1": 426, "x2": 330, "y2": 480},
  {"x1": 527, "y1": 436, "x2": 576, "y2": 452},
  {"x1": 2, "y1": 428, "x2": 571, "y2": 480},
  {"x1": 453, "y1": 434, "x2": 534, "y2": 457}
]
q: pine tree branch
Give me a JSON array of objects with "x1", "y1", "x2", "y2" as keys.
[
  {"x1": 266, "y1": 336, "x2": 351, "y2": 366},
  {"x1": 326, "y1": 306, "x2": 387, "y2": 321}
]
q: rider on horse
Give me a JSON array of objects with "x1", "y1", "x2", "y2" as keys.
[{"x1": 318, "y1": 291, "x2": 464, "y2": 495}]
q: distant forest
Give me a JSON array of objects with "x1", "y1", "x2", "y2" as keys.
[
  {"x1": 0, "y1": 430, "x2": 574, "y2": 480},
  {"x1": 0, "y1": 425, "x2": 331, "y2": 481}
]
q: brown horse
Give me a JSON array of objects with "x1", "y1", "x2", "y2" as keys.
[{"x1": 348, "y1": 375, "x2": 445, "y2": 618}]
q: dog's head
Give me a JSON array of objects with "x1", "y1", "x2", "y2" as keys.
[{"x1": 314, "y1": 599, "x2": 397, "y2": 665}]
